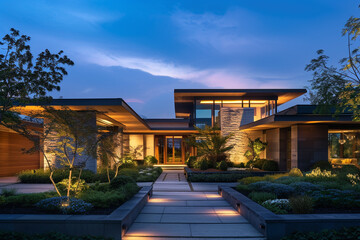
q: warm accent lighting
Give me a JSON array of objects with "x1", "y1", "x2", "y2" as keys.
[
  {"x1": 206, "y1": 194, "x2": 222, "y2": 199},
  {"x1": 215, "y1": 209, "x2": 238, "y2": 215},
  {"x1": 148, "y1": 198, "x2": 170, "y2": 203},
  {"x1": 200, "y1": 100, "x2": 266, "y2": 104}
]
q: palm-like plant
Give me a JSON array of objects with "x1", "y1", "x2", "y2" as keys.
[{"x1": 186, "y1": 126, "x2": 234, "y2": 167}]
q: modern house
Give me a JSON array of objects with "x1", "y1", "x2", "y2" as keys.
[{"x1": 1, "y1": 88, "x2": 360, "y2": 176}]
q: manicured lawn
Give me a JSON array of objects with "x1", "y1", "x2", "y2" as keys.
[{"x1": 235, "y1": 166, "x2": 360, "y2": 214}]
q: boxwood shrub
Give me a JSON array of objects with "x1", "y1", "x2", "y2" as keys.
[{"x1": 188, "y1": 173, "x2": 250, "y2": 182}]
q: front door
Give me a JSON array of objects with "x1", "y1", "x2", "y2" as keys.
[
  {"x1": 166, "y1": 136, "x2": 183, "y2": 164},
  {"x1": 155, "y1": 135, "x2": 185, "y2": 164}
]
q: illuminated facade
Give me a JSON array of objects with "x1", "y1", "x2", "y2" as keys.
[{"x1": 1, "y1": 88, "x2": 359, "y2": 176}]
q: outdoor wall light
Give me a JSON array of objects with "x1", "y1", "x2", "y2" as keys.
[
  {"x1": 122, "y1": 225, "x2": 127, "y2": 236},
  {"x1": 236, "y1": 203, "x2": 241, "y2": 213}
]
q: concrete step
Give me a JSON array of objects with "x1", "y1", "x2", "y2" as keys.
[
  {"x1": 124, "y1": 237, "x2": 266, "y2": 240},
  {"x1": 125, "y1": 223, "x2": 264, "y2": 238}
]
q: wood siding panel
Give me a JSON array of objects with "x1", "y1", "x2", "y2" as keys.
[{"x1": 0, "y1": 131, "x2": 40, "y2": 177}]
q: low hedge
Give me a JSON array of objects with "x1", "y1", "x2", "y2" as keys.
[
  {"x1": 18, "y1": 169, "x2": 112, "y2": 183},
  {"x1": 188, "y1": 173, "x2": 250, "y2": 182},
  {"x1": 18, "y1": 167, "x2": 163, "y2": 183},
  {"x1": 0, "y1": 231, "x2": 112, "y2": 240},
  {"x1": 281, "y1": 226, "x2": 360, "y2": 240}
]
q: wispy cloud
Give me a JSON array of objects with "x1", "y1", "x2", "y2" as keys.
[
  {"x1": 66, "y1": 10, "x2": 122, "y2": 25},
  {"x1": 78, "y1": 48, "x2": 292, "y2": 89},
  {"x1": 124, "y1": 98, "x2": 145, "y2": 104},
  {"x1": 172, "y1": 9, "x2": 262, "y2": 53}
]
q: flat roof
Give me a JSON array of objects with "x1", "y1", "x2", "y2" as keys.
[
  {"x1": 11, "y1": 98, "x2": 150, "y2": 131},
  {"x1": 239, "y1": 105, "x2": 359, "y2": 131},
  {"x1": 174, "y1": 88, "x2": 307, "y2": 118}
]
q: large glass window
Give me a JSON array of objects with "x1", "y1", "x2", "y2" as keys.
[
  {"x1": 195, "y1": 100, "x2": 212, "y2": 129},
  {"x1": 328, "y1": 131, "x2": 360, "y2": 161}
]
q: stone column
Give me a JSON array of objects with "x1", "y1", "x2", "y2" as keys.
[
  {"x1": 43, "y1": 111, "x2": 98, "y2": 172},
  {"x1": 220, "y1": 107, "x2": 263, "y2": 164}
]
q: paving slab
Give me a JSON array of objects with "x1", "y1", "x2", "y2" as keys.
[
  {"x1": 161, "y1": 213, "x2": 221, "y2": 223},
  {"x1": 190, "y1": 223, "x2": 264, "y2": 237},
  {"x1": 141, "y1": 206, "x2": 165, "y2": 214},
  {"x1": 163, "y1": 206, "x2": 215, "y2": 214},
  {"x1": 134, "y1": 214, "x2": 162, "y2": 223},
  {"x1": 125, "y1": 223, "x2": 191, "y2": 237},
  {"x1": 186, "y1": 200, "x2": 230, "y2": 207},
  {"x1": 147, "y1": 200, "x2": 187, "y2": 207}
]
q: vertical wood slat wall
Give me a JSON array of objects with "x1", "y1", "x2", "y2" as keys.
[{"x1": 0, "y1": 131, "x2": 40, "y2": 177}]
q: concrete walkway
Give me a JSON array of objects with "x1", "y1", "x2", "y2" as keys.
[{"x1": 124, "y1": 170, "x2": 265, "y2": 240}]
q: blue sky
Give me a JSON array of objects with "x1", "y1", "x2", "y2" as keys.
[{"x1": 0, "y1": 0, "x2": 357, "y2": 118}]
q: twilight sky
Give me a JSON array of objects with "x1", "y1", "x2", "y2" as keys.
[{"x1": 0, "y1": 0, "x2": 357, "y2": 118}]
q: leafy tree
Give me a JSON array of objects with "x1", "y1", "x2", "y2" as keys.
[
  {"x1": 186, "y1": 126, "x2": 234, "y2": 167},
  {"x1": 0, "y1": 28, "x2": 73, "y2": 129},
  {"x1": 244, "y1": 137, "x2": 267, "y2": 164},
  {"x1": 305, "y1": 5, "x2": 360, "y2": 119}
]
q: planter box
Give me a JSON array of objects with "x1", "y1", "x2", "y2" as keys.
[
  {"x1": 0, "y1": 186, "x2": 152, "y2": 240},
  {"x1": 219, "y1": 185, "x2": 360, "y2": 240}
]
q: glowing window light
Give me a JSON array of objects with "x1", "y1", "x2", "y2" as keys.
[{"x1": 199, "y1": 100, "x2": 266, "y2": 104}]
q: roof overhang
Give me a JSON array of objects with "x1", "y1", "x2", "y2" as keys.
[
  {"x1": 174, "y1": 89, "x2": 307, "y2": 118},
  {"x1": 11, "y1": 98, "x2": 150, "y2": 131},
  {"x1": 239, "y1": 113, "x2": 360, "y2": 131}
]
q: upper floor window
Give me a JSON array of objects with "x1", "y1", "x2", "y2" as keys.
[{"x1": 194, "y1": 99, "x2": 277, "y2": 128}]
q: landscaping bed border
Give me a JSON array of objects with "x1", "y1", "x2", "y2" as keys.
[
  {"x1": 219, "y1": 185, "x2": 360, "y2": 240},
  {"x1": 0, "y1": 185, "x2": 152, "y2": 240}
]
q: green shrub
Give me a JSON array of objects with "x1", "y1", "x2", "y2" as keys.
[
  {"x1": 36, "y1": 196, "x2": 92, "y2": 214},
  {"x1": 239, "y1": 176, "x2": 267, "y2": 185},
  {"x1": 248, "y1": 181, "x2": 295, "y2": 198},
  {"x1": 1, "y1": 192, "x2": 57, "y2": 208},
  {"x1": 18, "y1": 169, "x2": 103, "y2": 183},
  {"x1": 234, "y1": 162, "x2": 245, "y2": 168},
  {"x1": 311, "y1": 160, "x2": 332, "y2": 170},
  {"x1": 186, "y1": 156, "x2": 197, "y2": 168},
  {"x1": 80, "y1": 183, "x2": 139, "y2": 208},
  {"x1": 193, "y1": 158, "x2": 209, "y2": 170},
  {"x1": 289, "y1": 195, "x2": 313, "y2": 214},
  {"x1": 306, "y1": 167, "x2": 337, "y2": 178},
  {"x1": 239, "y1": 173, "x2": 289, "y2": 185},
  {"x1": 1, "y1": 188, "x2": 17, "y2": 197},
  {"x1": 144, "y1": 155, "x2": 158, "y2": 166},
  {"x1": 261, "y1": 199, "x2": 290, "y2": 214},
  {"x1": 274, "y1": 176, "x2": 303, "y2": 185},
  {"x1": 289, "y1": 182, "x2": 322, "y2": 193},
  {"x1": 0, "y1": 231, "x2": 113, "y2": 240},
  {"x1": 118, "y1": 168, "x2": 139, "y2": 180},
  {"x1": 281, "y1": 226, "x2": 360, "y2": 240},
  {"x1": 216, "y1": 160, "x2": 228, "y2": 171},
  {"x1": 89, "y1": 182, "x2": 110, "y2": 192},
  {"x1": 56, "y1": 178, "x2": 88, "y2": 197},
  {"x1": 262, "y1": 160, "x2": 279, "y2": 171},
  {"x1": 188, "y1": 173, "x2": 249, "y2": 182},
  {"x1": 253, "y1": 159, "x2": 267, "y2": 169},
  {"x1": 289, "y1": 168, "x2": 303, "y2": 177},
  {"x1": 248, "y1": 191, "x2": 276, "y2": 204},
  {"x1": 235, "y1": 184, "x2": 251, "y2": 194},
  {"x1": 110, "y1": 175, "x2": 136, "y2": 189}
]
